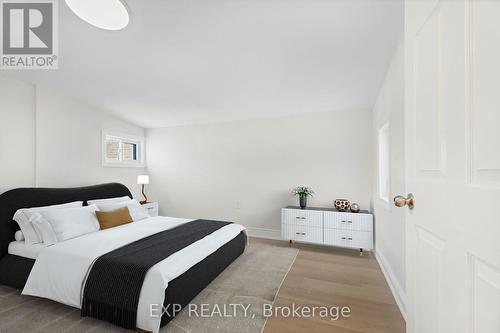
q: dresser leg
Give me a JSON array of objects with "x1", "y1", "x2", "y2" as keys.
[
  {"x1": 359, "y1": 248, "x2": 363, "y2": 256},
  {"x1": 289, "y1": 240, "x2": 292, "y2": 246}
]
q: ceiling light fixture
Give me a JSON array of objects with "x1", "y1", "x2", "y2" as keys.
[{"x1": 65, "y1": 0, "x2": 130, "y2": 31}]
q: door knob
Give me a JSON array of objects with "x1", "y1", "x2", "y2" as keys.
[{"x1": 394, "y1": 193, "x2": 415, "y2": 209}]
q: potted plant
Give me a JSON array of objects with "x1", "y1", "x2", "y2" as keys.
[{"x1": 292, "y1": 186, "x2": 315, "y2": 209}]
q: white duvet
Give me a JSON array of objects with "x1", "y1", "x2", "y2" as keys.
[{"x1": 22, "y1": 216, "x2": 246, "y2": 333}]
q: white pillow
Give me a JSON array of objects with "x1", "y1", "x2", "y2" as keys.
[
  {"x1": 31, "y1": 213, "x2": 58, "y2": 246},
  {"x1": 13, "y1": 201, "x2": 84, "y2": 244},
  {"x1": 40, "y1": 205, "x2": 100, "y2": 242},
  {"x1": 97, "y1": 199, "x2": 150, "y2": 222},
  {"x1": 14, "y1": 230, "x2": 25, "y2": 242},
  {"x1": 87, "y1": 196, "x2": 131, "y2": 206}
]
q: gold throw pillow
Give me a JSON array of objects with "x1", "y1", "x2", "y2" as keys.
[{"x1": 95, "y1": 207, "x2": 133, "y2": 230}]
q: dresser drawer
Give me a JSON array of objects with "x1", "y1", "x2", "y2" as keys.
[
  {"x1": 281, "y1": 208, "x2": 323, "y2": 228},
  {"x1": 281, "y1": 224, "x2": 323, "y2": 244},
  {"x1": 323, "y1": 211, "x2": 373, "y2": 232},
  {"x1": 324, "y1": 229, "x2": 373, "y2": 249},
  {"x1": 142, "y1": 202, "x2": 159, "y2": 217}
]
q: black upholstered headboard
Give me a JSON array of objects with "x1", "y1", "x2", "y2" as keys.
[{"x1": 0, "y1": 183, "x2": 132, "y2": 259}]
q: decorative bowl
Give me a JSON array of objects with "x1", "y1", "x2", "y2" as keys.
[{"x1": 334, "y1": 199, "x2": 350, "y2": 212}]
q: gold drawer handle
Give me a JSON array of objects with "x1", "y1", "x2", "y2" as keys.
[
  {"x1": 341, "y1": 237, "x2": 353, "y2": 241},
  {"x1": 341, "y1": 220, "x2": 352, "y2": 223},
  {"x1": 295, "y1": 232, "x2": 306, "y2": 235},
  {"x1": 295, "y1": 217, "x2": 307, "y2": 220}
]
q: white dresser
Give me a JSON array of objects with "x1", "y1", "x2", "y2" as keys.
[{"x1": 281, "y1": 206, "x2": 373, "y2": 254}]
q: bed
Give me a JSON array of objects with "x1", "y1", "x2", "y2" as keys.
[{"x1": 0, "y1": 183, "x2": 247, "y2": 332}]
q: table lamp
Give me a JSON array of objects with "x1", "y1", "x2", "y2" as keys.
[{"x1": 137, "y1": 175, "x2": 149, "y2": 204}]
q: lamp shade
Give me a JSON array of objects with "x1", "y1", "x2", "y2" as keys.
[{"x1": 137, "y1": 175, "x2": 149, "y2": 185}]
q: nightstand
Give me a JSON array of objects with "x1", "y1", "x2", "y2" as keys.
[{"x1": 141, "y1": 202, "x2": 159, "y2": 217}]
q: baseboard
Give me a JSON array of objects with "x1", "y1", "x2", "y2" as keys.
[
  {"x1": 374, "y1": 250, "x2": 407, "y2": 321},
  {"x1": 245, "y1": 227, "x2": 282, "y2": 240}
]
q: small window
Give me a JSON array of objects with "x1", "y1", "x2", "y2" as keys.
[
  {"x1": 102, "y1": 131, "x2": 144, "y2": 167},
  {"x1": 378, "y1": 123, "x2": 390, "y2": 203}
]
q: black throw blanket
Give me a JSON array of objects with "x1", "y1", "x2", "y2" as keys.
[{"x1": 81, "y1": 219, "x2": 231, "y2": 329}]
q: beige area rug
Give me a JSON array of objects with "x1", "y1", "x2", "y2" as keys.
[{"x1": 0, "y1": 241, "x2": 298, "y2": 333}]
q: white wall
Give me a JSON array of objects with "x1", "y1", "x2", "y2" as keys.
[
  {"x1": 0, "y1": 75, "x2": 146, "y2": 198},
  {"x1": 372, "y1": 41, "x2": 406, "y2": 318},
  {"x1": 0, "y1": 76, "x2": 36, "y2": 194},
  {"x1": 147, "y1": 110, "x2": 372, "y2": 237},
  {"x1": 35, "y1": 87, "x2": 145, "y2": 197}
]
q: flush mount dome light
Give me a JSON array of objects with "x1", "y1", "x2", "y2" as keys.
[{"x1": 65, "y1": 0, "x2": 129, "y2": 31}]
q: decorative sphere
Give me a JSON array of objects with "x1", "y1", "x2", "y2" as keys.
[{"x1": 350, "y1": 203, "x2": 360, "y2": 213}]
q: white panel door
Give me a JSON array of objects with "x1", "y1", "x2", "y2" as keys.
[{"x1": 405, "y1": 0, "x2": 500, "y2": 332}]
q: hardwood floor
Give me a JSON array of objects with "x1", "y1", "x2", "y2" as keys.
[{"x1": 251, "y1": 238, "x2": 406, "y2": 333}]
